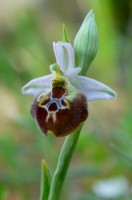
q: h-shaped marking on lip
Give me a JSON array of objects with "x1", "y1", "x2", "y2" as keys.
[{"x1": 39, "y1": 91, "x2": 70, "y2": 123}]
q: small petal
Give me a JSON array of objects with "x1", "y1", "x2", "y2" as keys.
[
  {"x1": 53, "y1": 42, "x2": 79, "y2": 76},
  {"x1": 22, "y1": 74, "x2": 52, "y2": 96},
  {"x1": 66, "y1": 67, "x2": 81, "y2": 78},
  {"x1": 71, "y1": 76, "x2": 117, "y2": 101}
]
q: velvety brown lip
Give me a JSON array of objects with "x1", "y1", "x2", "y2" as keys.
[{"x1": 30, "y1": 86, "x2": 88, "y2": 137}]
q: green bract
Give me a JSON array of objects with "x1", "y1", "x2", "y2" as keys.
[{"x1": 74, "y1": 10, "x2": 98, "y2": 75}]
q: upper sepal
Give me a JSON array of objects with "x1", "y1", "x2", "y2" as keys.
[{"x1": 53, "y1": 42, "x2": 81, "y2": 77}]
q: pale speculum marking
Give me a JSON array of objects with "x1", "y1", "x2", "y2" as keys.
[{"x1": 38, "y1": 90, "x2": 70, "y2": 123}]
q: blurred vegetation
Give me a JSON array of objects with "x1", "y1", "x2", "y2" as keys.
[{"x1": 0, "y1": 0, "x2": 132, "y2": 199}]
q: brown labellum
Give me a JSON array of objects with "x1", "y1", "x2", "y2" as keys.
[{"x1": 31, "y1": 86, "x2": 88, "y2": 137}]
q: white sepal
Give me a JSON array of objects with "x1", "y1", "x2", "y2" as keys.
[
  {"x1": 53, "y1": 41, "x2": 80, "y2": 77},
  {"x1": 22, "y1": 74, "x2": 52, "y2": 96},
  {"x1": 71, "y1": 76, "x2": 117, "y2": 101}
]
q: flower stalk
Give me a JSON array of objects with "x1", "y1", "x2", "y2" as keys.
[{"x1": 48, "y1": 123, "x2": 83, "y2": 200}]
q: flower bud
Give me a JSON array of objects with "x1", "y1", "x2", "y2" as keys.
[{"x1": 74, "y1": 10, "x2": 98, "y2": 76}]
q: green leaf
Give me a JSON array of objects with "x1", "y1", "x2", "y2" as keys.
[
  {"x1": 40, "y1": 160, "x2": 51, "y2": 200},
  {"x1": 48, "y1": 123, "x2": 83, "y2": 200},
  {"x1": 62, "y1": 23, "x2": 70, "y2": 43},
  {"x1": 74, "y1": 10, "x2": 98, "y2": 76}
]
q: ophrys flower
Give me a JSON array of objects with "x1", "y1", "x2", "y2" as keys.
[{"x1": 22, "y1": 42, "x2": 116, "y2": 137}]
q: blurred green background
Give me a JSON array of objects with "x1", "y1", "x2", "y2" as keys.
[{"x1": 0, "y1": 0, "x2": 132, "y2": 199}]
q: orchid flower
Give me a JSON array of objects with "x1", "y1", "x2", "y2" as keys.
[{"x1": 22, "y1": 42, "x2": 117, "y2": 137}]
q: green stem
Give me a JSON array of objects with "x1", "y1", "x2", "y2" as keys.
[{"x1": 48, "y1": 123, "x2": 83, "y2": 200}]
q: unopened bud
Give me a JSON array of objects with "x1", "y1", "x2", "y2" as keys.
[{"x1": 74, "y1": 10, "x2": 98, "y2": 76}]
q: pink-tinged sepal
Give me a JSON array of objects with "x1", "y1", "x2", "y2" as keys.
[{"x1": 30, "y1": 87, "x2": 88, "y2": 137}]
